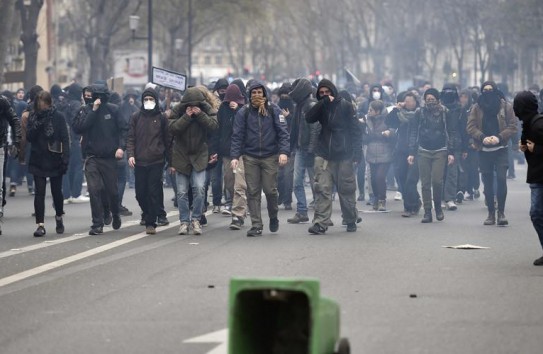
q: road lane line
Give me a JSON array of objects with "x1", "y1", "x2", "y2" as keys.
[
  {"x1": 0, "y1": 232, "x2": 148, "y2": 287},
  {"x1": 0, "y1": 220, "x2": 182, "y2": 288},
  {"x1": 0, "y1": 211, "x2": 180, "y2": 260}
]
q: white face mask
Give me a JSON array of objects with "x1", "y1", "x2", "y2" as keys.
[
  {"x1": 372, "y1": 91, "x2": 381, "y2": 100},
  {"x1": 144, "y1": 101, "x2": 156, "y2": 110},
  {"x1": 171, "y1": 102, "x2": 180, "y2": 109}
]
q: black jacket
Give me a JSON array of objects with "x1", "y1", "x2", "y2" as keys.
[
  {"x1": 386, "y1": 107, "x2": 417, "y2": 155},
  {"x1": 408, "y1": 106, "x2": 455, "y2": 155},
  {"x1": 217, "y1": 102, "x2": 240, "y2": 158},
  {"x1": 289, "y1": 78, "x2": 319, "y2": 153},
  {"x1": 0, "y1": 95, "x2": 22, "y2": 147},
  {"x1": 126, "y1": 88, "x2": 171, "y2": 167},
  {"x1": 72, "y1": 102, "x2": 127, "y2": 158},
  {"x1": 26, "y1": 108, "x2": 70, "y2": 177},
  {"x1": 306, "y1": 79, "x2": 362, "y2": 161},
  {"x1": 523, "y1": 114, "x2": 543, "y2": 183}
]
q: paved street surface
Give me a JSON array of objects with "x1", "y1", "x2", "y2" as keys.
[{"x1": 0, "y1": 162, "x2": 542, "y2": 354}]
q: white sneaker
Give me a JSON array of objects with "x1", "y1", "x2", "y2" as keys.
[
  {"x1": 71, "y1": 195, "x2": 90, "y2": 203},
  {"x1": 221, "y1": 206, "x2": 232, "y2": 216},
  {"x1": 63, "y1": 198, "x2": 73, "y2": 205},
  {"x1": 394, "y1": 192, "x2": 403, "y2": 201},
  {"x1": 192, "y1": 219, "x2": 202, "y2": 235},
  {"x1": 178, "y1": 223, "x2": 189, "y2": 235},
  {"x1": 446, "y1": 200, "x2": 457, "y2": 211}
]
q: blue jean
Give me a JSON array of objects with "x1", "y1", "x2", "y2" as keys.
[
  {"x1": 530, "y1": 184, "x2": 543, "y2": 250},
  {"x1": 293, "y1": 151, "x2": 312, "y2": 214},
  {"x1": 62, "y1": 142, "x2": 83, "y2": 199},
  {"x1": 176, "y1": 169, "x2": 206, "y2": 223}
]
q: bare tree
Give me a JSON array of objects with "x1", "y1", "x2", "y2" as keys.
[
  {"x1": 0, "y1": 0, "x2": 17, "y2": 85},
  {"x1": 16, "y1": 0, "x2": 43, "y2": 89},
  {"x1": 66, "y1": 0, "x2": 142, "y2": 83}
]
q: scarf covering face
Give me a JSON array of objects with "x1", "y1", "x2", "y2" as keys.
[
  {"x1": 478, "y1": 91, "x2": 502, "y2": 118},
  {"x1": 251, "y1": 95, "x2": 268, "y2": 116}
]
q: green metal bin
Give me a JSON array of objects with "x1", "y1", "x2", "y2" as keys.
[{"x1": 228, "y1": 277, "x2": 350, "y2": 354}]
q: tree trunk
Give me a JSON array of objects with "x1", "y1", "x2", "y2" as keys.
[
  {"x1": 0, "y1": 0, "x2": 17, "y2": 85},
  {"x1": 17, "y1": 0, "x2": 44, "y2": 89}
]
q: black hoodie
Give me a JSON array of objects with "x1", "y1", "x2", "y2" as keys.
[
  {"x1": 126, "y1": 87, "x2": 170, "y2": 167},
  {"x1": 289, "y1": 78, "x2": 318, "y2": 153},
  {"x1": 513, "y1": 91, "x2": 543, "y2": 183},
  {"x1": 306, "y1": 79, "x2": 362, "y2": 161},
  {"x1": 72, "y1": 84, "x2": 127, "y2": 158}
]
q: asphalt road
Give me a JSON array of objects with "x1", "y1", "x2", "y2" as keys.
[{"x1": 0, "y1": 162, "x2": 541, "y2": 354}]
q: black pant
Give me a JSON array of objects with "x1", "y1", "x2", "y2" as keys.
[
  {"x1": 465, "y1": 150, "x2": 480, "y2": 195},
  {"x1": 396, "y1": 153, "x2": 421, "y2": 211},
  {"x1": 34, "y1": 175, "x2": 64, "y2": 224},
  {"x1": 85, "y1": 157, "x2": 119, "y2": 228},
  {"x1": 479, "y1": 148, "x2": 508, "y2": 212},
  {"x1": 135, "y1": 163, "x2": 164, "y2": 227}
]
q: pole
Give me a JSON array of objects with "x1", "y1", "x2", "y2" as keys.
[
  {"x1": 148, "y1": 0, "x2": 153, "y2": 83},
  {"x1": 188, "y1": 0, "x2": 192, "y2": 85}
]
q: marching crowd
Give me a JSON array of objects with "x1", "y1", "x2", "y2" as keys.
[{"x1": 0, "y1": 77, "x2": 542, "y2": 266}]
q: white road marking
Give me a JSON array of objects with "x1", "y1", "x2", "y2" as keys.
[
  {"x1": 0, "y1": 209, "x2": 220, "y2": 288},
  {"x1": 0, "y1": 231, "x2": 147, "y2": 287},
  {"x1": 184, "y1": 329, "x2": 228, "y2": 354},
  {"x1": 0, "y1": 211, "x2": 180, "y2": 260}
]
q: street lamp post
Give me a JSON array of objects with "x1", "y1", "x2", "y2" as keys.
[
  {"x1": 188, "y1": 0, "x2": 192, "y2": 84},
  {"x1": 129, "y1": 0, "x2": 153, "y2": 82}
]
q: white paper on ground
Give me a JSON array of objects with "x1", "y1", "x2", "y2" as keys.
[{"x1": 442, "y1": 244, "x2": 490, "y2": 249}]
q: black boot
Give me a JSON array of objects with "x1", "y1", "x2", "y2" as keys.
[
  {"x1": 435, "y1": 207, "x2": 444, "y2": 221},
  {"x1": 55, "y1": 215, "x2": 64, "y2": 234},
  {"x1": 484, "y1": 210, "x2": 496, "y2": 225},
  {"x1": 421, "y1": 209, "x2": 433, "y2": 223}
]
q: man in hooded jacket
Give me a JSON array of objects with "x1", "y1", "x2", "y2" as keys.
[
  {"x1": 306, "y1": 79, "x2": 362, "y2": 234},
  {"x1": 230, "y1": 81, "x2": 290, "y2": 237},
  {"x1": 169, "y1": 87, "x2": 218, "y2": 236},
  {"x1": 513, "y1": 91, "x2": 543, "y2": 266},
  {"x1": 467, "y1": 81, "x2": 517, "y2": 226},
  {"x1": 127, "y1": 88, "x2": 171, "y2": 235},
  {"x1": 72, "y1": 83, "x2": 127, "y2": 235}
]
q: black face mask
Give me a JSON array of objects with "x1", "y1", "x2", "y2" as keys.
[
  {"x1": 84, "y1": 97, "x2": 93, "y2": 105},
  {"x1": 219, "y1": 93, "x2": 226, "y2": 101},
  {"x1": 441, "y1": 91, "x2": 457, "y2": 105},
  {"x1": 478, "y1": 91, "x2": 501, "y2": 112}
]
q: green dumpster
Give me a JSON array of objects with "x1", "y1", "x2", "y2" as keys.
[{"x1": 228, "y1": 277, "x2": 350, "y2": 354}]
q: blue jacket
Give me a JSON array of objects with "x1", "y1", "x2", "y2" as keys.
[{"x1": 230, "y1": 103, "x2": 290, "y2": 159}]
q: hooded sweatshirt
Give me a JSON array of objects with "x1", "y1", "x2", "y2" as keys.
[
  {"x1": 217, "y1": 84, "x2": 245, "y2": 157},
  {"x1": 72, "y1": 83, "x2": 127, "y2": 158},
  {"x1": 513, "y1": 91, "x2": 543, "y2": 183},
  {"x1": 306, "y1": 79, "x2": 362, "y2": 161},
  {"x1": 126, "y1": 87, "x2": 171, "y2": 167},
  {"x1": 289, "y1": 78, "x2": 318, "y2": 153}
]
